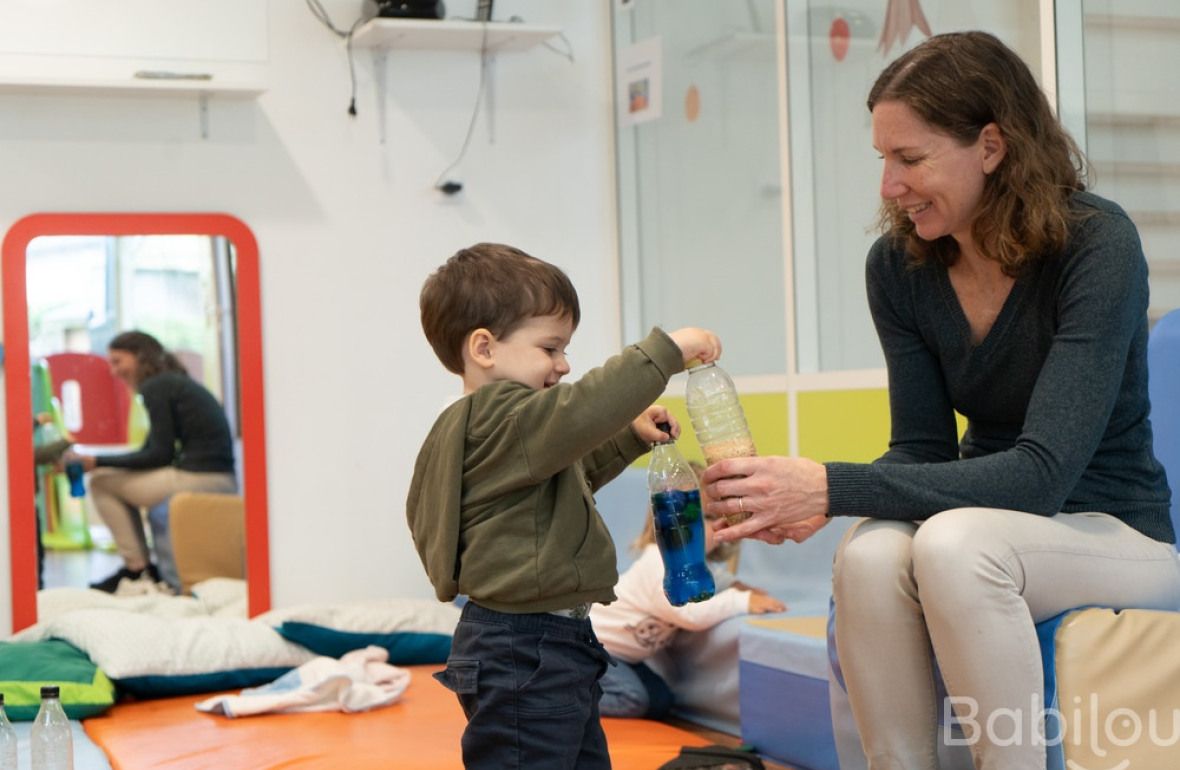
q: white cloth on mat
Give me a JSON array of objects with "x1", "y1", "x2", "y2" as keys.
[{"x1": 195, "y1": 645, "x2": 411, "y2": 718}]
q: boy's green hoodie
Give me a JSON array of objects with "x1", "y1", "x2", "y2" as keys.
[{"x1": 406, "y1": 328, "x2": 684, "y2": 614}]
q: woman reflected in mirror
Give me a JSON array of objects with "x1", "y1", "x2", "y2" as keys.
[{"x1": 65, "y1": 330, "x2": 238, "y2": 593}]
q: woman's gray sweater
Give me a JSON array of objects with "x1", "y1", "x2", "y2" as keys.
[{"x1": 827, "y1": 191, "x2": 1173, "y2": 543}]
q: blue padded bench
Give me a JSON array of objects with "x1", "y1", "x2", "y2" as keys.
[
  {"x1": 147, "y1": 498, "x2": 181, "y2": 592},
  {"x1": 739, "y1": 616, "x2": 839, "y2": 770}
]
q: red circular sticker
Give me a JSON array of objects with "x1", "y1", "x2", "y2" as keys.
[{"x1": 830, "y1": 17, "x2": 850, "y2": 62}]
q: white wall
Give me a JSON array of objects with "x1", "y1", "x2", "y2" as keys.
[{"x1": 0, "y1": 1, "x2": 620, "y2": 633}]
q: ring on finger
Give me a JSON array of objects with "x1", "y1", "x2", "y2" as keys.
[{"x1": 737, "y1": 496, "x2": 745, "y2": 513}]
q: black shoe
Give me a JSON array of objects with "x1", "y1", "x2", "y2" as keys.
[{"x1": 89, "y1": 566, "x2": 149, "y2": 593}]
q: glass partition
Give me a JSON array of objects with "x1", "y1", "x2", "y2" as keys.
[
  {"x1": 613, "y1": 0, "x2": 787, "y2": 378},
  {"x1": 614, "y1": 1, "x2": 1045, "y2": 378},
  {"x1": 785, "y1": 0, "x2": 1042, "y2": 373},
  {"x1": 1065, "y1": 0, "x2": 1180, "y2": 321}
]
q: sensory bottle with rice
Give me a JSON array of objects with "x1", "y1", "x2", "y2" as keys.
[
  {"x1": 685, "y1": 362, "x2": 756, "y2": 524},
  {"x1": 647, "y1": 422, "x2": 715, "y2": 606}
]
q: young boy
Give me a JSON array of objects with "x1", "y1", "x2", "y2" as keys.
[{"x1": 407, "y1": 242, "x2": 720, "y2": 769}]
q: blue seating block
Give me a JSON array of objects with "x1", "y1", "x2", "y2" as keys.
[{"x1": 147, "y1": 498, "x2": 181, "y2": 592}]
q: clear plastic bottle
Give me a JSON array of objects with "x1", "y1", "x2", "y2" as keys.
[
  {"x1": 685, "y1": 362, "x2": 757, "y2": 524},
  {"x1": 30, "y1": 685, "x2": 73, "y2": 770},
  {"x1": 64, "y1": 461, "x2": 86, "y2": 498},
  {"x1": 647, "y1": 422, "x2": 715, "y2": 606},
  {"x1": 0, "y1": 693, "x2": 18, "y2": 770}
]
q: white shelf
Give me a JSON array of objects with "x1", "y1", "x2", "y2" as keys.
[
  {"x1": 685, "y1": 32, "x2": 776, "y2": 61},
  {"x1": 351, "y1": 18, "x2": 560, "y2": 53},
  {"x1": 1093, "y1": 161, "x2": 1180, "y2": 178},
  {"x1": 1087, "y1": 111, "x2": 1180, "y2": 129},
  {"x1": 0, "y1": 0, "x2": 267, "y2": 97},
  {"x1": 1129, "y1": 211, "x2": 1180, "y2": 227},
  {"x1": 1084, "y1": 13, "x2": 1180, "y2": 34},
  {"x1": 0, "y1": 73, "x2": 265, "y2": 97}
]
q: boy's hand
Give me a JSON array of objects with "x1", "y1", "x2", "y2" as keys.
[
  {"x1": 748, "y1": 590, "x2": 787, "y2": 614},
  {"x1": 632, "y1": 405, "x2": 679, "y2": 444},
  {"x1": 667, "y1": 327, "x2": 721, "y2": 367}
]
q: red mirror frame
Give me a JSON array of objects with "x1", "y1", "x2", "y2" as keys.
[{"x1": 3, "y1": 213, "x2": 270, "y2": 630}]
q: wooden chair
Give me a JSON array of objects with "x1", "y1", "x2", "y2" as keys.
[{"x1": 168, "y1": 492, "x2": 245, "y2": 595}]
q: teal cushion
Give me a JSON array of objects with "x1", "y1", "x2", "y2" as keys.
[
  {"x1": 275, "y1": 622, "x2": 451, "y2": 664},
  {"x1": 115, "y1": 668, "x2": 295, "y2": 699},
  {"x1": 0, "y1": 640, "x2": 116, "y2": 720},
  {"x1": 257, "y1": 598, "x2": 459, "y2": 664}
]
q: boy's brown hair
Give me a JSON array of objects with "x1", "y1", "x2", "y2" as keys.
[{"x1": 420, "y1": 243, "x2": 581, "y2": 374}]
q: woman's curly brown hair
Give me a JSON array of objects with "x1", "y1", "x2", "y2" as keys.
[
  {"x1": 868, "y1": 31, "x2": 1090, "y2": 275},
  {"x1": 108, "y1": 330, "x2": 188, "y2": 387}
]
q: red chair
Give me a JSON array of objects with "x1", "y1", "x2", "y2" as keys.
[{"x1": 44, "y1": 352, "x2": 131, "y2": 445}]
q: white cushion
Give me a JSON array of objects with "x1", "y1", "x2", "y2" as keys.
[
  {"x1": 22, "y1": 608, "x2": 313, "y2": 681},
  {"x1": 256, "y1": 597, "x2": 460, "y2": 635}
]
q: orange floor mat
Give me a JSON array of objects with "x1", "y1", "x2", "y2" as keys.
[{"x1": 83, "y1": 664, "x2": 712, "y2": 769}]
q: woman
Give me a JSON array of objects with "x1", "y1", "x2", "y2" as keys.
[
  {"x1": 69, "y1": 330, "x2": 237, "y2": 592},
  {"x1": 701, "y1": 32, "x2": 1179, "y2": 769}
]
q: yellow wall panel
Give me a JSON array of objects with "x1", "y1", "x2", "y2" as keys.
[
  {"x1": 798, "y1": 389, "x2": 891, "y2": 463},
  {"x1": 633, "y1": 393, "x2": 790, "y2": 467},
  {"x1": 628, "y1": 387, "x2": 970, "y2": 469},
  {"x1": 629, "y1": 387, "x2": 966, "y2": 469}
]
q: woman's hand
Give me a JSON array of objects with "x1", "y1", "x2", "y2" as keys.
[
  {"x1": 62, "y1": 449, "x2": 98, "y2": 473},
  {"x1": 701, "y1": 456, "x2": 830, "y2": 543},
  {"x1": 632, "y1": 404, "x2": 679, "y2": 444}
]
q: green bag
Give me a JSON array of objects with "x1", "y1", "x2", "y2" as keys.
[{"x1": 0, "y1": 640, "x2": 116, "y2": 720}]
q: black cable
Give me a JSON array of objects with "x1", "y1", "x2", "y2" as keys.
[
  {"x1": 304, "y1": 0, "x2": 349, "y2": 34},
  {"x1": 345, "y1": 16, "x2": 365, "y2": 116},
  {"x1": 430, "y1": 17, "x2": 573, "y2": 193},
  {"x1": 304, "y1": 0, "x2": 366, "y2": 117},
  {"x1": 434, "y1": 22, "x2": 491, "y2": 193}
]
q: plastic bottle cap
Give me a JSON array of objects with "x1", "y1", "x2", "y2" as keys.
[{"x1": 40, "y1": 685, "x2": 60, "y2": 698}]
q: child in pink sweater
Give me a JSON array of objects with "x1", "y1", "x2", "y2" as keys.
[{"x1": 590, "y1": 474, "x2": 785, "y2": 718}]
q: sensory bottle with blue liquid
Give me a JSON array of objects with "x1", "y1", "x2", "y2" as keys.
[{"x1": 647, "y1": 422, "x2": 715, "y2": 606}]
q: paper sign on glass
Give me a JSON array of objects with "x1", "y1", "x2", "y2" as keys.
[{"x1": 617, "y1": 37, "x2": 663, "y2": 127}]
